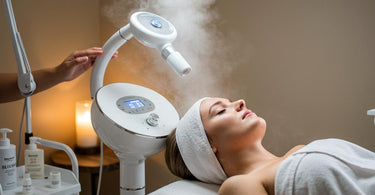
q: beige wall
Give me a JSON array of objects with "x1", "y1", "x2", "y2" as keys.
[
  {"x1": 215, "y1": 0, "x2": 375, "y2": 156},
  {"x1": 1, "y1": 0, "x2": 375, "y2": 194}
]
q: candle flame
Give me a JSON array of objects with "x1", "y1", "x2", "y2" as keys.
[{"x1": 77, "y1": 110, "x2": 91, "y2": 123}]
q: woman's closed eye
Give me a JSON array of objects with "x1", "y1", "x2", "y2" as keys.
[{"x1": 217, "y1": 109, "x2": 226, "y2": 115}]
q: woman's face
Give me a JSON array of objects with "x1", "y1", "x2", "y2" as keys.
[{"x1": 200, "y1": 97, "x2": 266, "y2": 151}]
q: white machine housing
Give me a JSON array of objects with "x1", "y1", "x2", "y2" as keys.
[
  {"x1": 91, "y1": 83, "x2": 179, "y2": 156},
  {"x1": 90, "y1": 12, "x2": 186, "y2": 195},
  {"x1": 130, "y1": 12, "x2": 176, "y2": 50}
]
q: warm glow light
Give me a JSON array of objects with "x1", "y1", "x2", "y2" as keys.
[{"x1": 75, "y1": 100, "x2": 98, "y2": 148}]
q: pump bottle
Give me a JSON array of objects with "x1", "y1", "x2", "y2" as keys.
[
  {"x1": 0, "y1": 128, "x2": 17, "y2": 190},
  {"x1": 25, "y1": 137, "x2": 44, "y2": 179}
]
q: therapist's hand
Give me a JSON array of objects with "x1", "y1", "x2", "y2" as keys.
[
  {"x1": 0, "y1": 47, "x2": 119, "y2": 103},
  {"x1": 55, "y1": 47, "x2": 118, "y2": 82}
]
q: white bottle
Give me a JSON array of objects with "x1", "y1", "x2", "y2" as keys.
[
  {"x1": 49, "y1": 171, "x2": 61, "y2": 188},
  {"x1": 0, "y1": 128, "x2": 17, "y2": 191},
  {"x1": 22, "y1": 173, "x2": 32, "y2": 194},
  {"x1": 24, "y1": 137, "x2": 44, "y2": 179}
]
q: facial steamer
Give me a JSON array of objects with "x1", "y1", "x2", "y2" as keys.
[{"x1": 90, "y1": 12, "x2": 191, "y2": 195}]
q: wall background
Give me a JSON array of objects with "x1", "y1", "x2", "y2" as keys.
[{"x1": 1, "y1": 0, "x2": 375, "y2": 194}]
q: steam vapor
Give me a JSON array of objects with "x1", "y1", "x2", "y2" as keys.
[{"x1": 103, "y1": 0, "x2": 240, "y2": 113}]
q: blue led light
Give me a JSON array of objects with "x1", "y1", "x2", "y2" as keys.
[
  {"x1": 124, "y1": 99, "x2": 145, "y2": 109},
  {"x1": 150, "y1": 19, "x2": 162, "y2": 28}
]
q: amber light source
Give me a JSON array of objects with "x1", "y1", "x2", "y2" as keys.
[{"x1": 75, "y1": 100, "x2": 99, "y2": 154}]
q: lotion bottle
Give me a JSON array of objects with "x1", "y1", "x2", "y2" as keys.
[
  {"x1": 24, "y1": 137, "x2": 44, "y2": 179},
  {"x1": 0, "y1": 128, "x2": 17, "y2": 191}
]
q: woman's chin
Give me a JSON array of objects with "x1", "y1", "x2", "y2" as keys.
[
  {"x1": 245, "y1": 117, "x2": 266, "y2": 135},
  {"x1": 250, "y1": 116, "x2": 266, "y2": 127},
  {"x1": 258, "y1": 117, "x2": 267, "y2": 129}
]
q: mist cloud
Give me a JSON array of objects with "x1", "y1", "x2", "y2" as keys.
[{"x1": 102, "y1": 0, "x2": 244, "y2": 113}]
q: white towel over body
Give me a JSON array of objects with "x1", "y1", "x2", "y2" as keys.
[{"x1": 275, "y1": 138, "x2": 375, "y2": 195}]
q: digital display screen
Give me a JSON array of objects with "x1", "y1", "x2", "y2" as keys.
[{"x1": 124, "y1": 99, "x2": 145, "y2": 109}]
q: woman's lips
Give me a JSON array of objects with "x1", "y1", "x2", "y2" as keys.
[{"x1": 242, "y1": 110, "x2": 254, "y2": 119}]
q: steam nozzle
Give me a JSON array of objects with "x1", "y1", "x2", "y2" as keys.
[
  {"x1": 161, "y1": 45, "x2": 191, "y2": 76},
  {"x1": 129, "y1": 12, "x2": 192, "y2": 76}
]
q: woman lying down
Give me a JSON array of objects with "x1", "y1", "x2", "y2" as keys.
[{"x1": 165, "y1": 97, "x2": 375, "y2": 195}]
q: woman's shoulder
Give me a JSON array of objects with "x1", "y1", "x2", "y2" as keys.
[
  {"x1": 218, "y1": 145, "x2": 306, "y2": 195},
  {"x1": 284, "y1": 144, "x2": 305, "y2": 157},
  {"x1": 218, "y1": 174, "x2": 268, "y2": 195}
]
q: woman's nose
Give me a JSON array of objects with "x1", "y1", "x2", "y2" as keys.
[{"x1": 234, "y1": 99, "x2": 245, "y2": 112}]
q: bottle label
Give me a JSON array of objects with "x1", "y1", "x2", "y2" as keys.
[
  {"x1": 25, "y1": 151, "x2": 45, "y2": 179},
  {"x1": 0, "y1": 149, "x2": 17, "y2": 190}
]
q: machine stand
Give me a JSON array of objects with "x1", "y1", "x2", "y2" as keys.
[{"x1": 117, "y1": 153, "x2": 146, "y2": 195}]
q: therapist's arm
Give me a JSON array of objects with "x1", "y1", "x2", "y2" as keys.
[{"x1": 0, "y1": 47, "x2": 118, "y2": 103}]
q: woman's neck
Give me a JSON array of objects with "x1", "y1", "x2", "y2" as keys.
[{"x1": 219, "y1": 142, "x2": 280, "y2": 176}]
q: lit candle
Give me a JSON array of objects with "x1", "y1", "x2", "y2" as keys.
[{"x1": 75, "y1": 100, "x2": 98, "y2": 148}]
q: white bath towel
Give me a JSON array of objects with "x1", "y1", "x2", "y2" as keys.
[{"x1": 275, "y1": 138, "x2": 375, "y2": 195}]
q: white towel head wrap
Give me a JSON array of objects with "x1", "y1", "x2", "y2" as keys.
[{"x1": 176, "y1": 97, "x2": 227, "y2": 184}]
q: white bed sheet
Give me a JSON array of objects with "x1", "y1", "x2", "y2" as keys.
[{"x1": 149, "y1": 180, "x2": 220, "y2": 195}]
